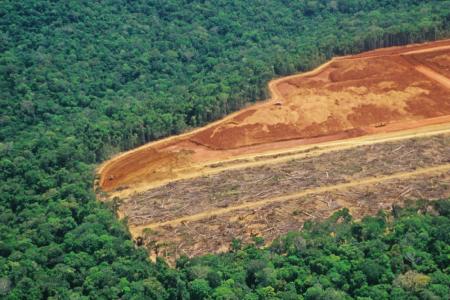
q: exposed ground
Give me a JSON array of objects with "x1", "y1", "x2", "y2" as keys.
[
  {"x1": 124, "y1": 134, "x2": 450, "y2": 226},
  {"x1": 96, "y1": 40, "x2": 450, "y2": 263},
  {"x1": 98, "y1": 40, "x2": 450, "y2": 194}
]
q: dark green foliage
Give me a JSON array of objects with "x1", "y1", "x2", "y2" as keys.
[
  {"x1": 1, "y1": 0, "x2": 450, "y2": 298},
  {"x1": 184, "y1": 201, "x2": 450, "y2": 299}
]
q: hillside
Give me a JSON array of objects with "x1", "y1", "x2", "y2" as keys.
[
  {"x1": 1, "y1": 0, "x2": 450, "y2": 299},
  {"x1": 99, "y1": 40, "x2": 450, "y2": 196},
  {"x1": 97, "y1": 41, "x2": 450, "y2": 264}
]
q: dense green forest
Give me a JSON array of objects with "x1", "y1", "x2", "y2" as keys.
[
  {"x1": 178, "y1": 200, "x2": 450, "y2": 300},
  {"x1": 1, "y1": 0, "x2": 450, "y2": 298}
]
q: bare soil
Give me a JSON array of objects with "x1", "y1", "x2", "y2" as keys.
[
  {"x1": 409, "y1": 49, "x2": 450, "y2": 79},
  {"x1": 97, "y1": 40, "x2": 450, "y2": 195}
]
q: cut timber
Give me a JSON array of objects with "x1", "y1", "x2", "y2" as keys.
[{"x1": 131, "y1": 163, "x2": 450, "y2": 233}]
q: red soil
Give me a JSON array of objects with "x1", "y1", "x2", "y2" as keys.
[{"x1": 98, "y1": 40, "x2": 450, "y2": 193}]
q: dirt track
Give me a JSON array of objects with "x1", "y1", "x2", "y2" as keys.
[{"x1": 96, "y1": 40, "x2": 450, "y2": 261}]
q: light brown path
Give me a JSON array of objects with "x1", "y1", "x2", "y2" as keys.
[
  {"x1": 414, "y1": 64, "x2": 450, "y2": 89},
  {"x1": 130, "y1": 163, "x2": 450, "y2": 235},
  {"x1": 401, "y1": 51, "x2": 450, "y2": 89}
]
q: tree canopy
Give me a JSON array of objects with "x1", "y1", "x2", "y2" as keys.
[{"x1": 1, "y1": 0, "x2": 450, "y2": 298}]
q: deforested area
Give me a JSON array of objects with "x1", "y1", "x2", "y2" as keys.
[
  {"x1": 122, "y1": 134, "x2": 450, "y2": 226},
  {"x1": 100, "y1": 40, "x2": 450, "y2": 194},
  {"x1": 4, "y1": 0, "x2": 450, "y2": 298},
  {"x1": 141, "y1": 170, "x2": 450, "y2": 260}
]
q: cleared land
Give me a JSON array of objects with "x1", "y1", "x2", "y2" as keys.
[
  {"x1": 98, "y1": 40, "x2": 450, "y2": 195},
  {"x1": 96, "y1": 40, "x2": 450, "y2": 262},
  {"x1": 143, "y1": 170, "x2": 450, "y2": 259},
  {"x1": 124, "y1": 134, "x2": 450, "y2": 226},
  {"x1": 124, "y1": 133, "x2": 450, "y2": 260}
]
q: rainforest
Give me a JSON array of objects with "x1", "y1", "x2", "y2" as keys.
[{"x1": 1, "y1": 1, "x2": 450, "y2": 299}]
